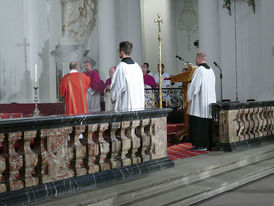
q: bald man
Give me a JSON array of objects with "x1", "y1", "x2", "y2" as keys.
[
  {"x1": 187, "y1": 52, "x2": 216, "y2": 151},
  {"x1": 104, "y1": 66, "x2": 116, "y2": 111},
  {"x1": 59, "y1": 62, "x2": 90, "y2": 115}
]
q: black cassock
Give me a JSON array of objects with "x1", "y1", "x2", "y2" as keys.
[{"x1": 189, "y1": 115, "x2": 213, "y2": 149}]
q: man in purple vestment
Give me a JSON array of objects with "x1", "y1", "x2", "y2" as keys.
[
  {"x1": 142, "y1": 64, "x2": 157, "y2": 88},
  {"x1": 84, "y1": 60, "x2": 105, "y2": 112}
]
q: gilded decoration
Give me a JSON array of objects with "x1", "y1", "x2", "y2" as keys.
[
  {"x1": 223, "y1": 0, "x2": 256, "y2": 15},
  {"x1": 61, "y1": 0, "x2": 97, "y2": 40}
]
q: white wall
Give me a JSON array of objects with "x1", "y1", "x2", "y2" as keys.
[
  {"x1": 90, "y1": 0, "x2": 143, "y2": 81},
  {"x1": 219, "y1": 0, "x2": 274, "y2": 101},
  {"x1": 141, "y1": 0, "x2": 177, "y2": 76},
  {"x1": 0, "y1": 0, "x2": 61, "y2": 103}
]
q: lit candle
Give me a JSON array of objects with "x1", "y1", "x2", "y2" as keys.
[{"x1": 34, "y1": 64, "x2": 38, "y2": 87}]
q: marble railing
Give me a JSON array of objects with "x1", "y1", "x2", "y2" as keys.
[
  {"x1": 0, "y1": 109, "x2": 172, "y2": 204},
  {"x1": 212, "y1": 101, "x2": 274, "y2": 151}
]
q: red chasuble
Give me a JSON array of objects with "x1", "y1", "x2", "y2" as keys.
[{"x1": 59, "y1": 72, "x2": 91, "y2": 115}]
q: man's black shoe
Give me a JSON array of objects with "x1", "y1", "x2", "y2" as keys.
[{"x1": 191, "y1": 147, "x2": 207, "y2": 151}]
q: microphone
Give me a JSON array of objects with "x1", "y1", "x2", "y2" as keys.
[
  {"x1": 176, "y1": 55, "x2": 182, "y2": 60},
  {"x1": 213, "y1": 61, "x2": 220, "y2": 68},
  {"x1": 213, "y1": 61, "x2": 222, "y2": 79}
]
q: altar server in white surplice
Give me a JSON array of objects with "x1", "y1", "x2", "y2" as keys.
[
  {"x1": 187, "y1": 52, "x2": 216, "y2": 151},
  {"x1": 111, "y1": 41, "x2": 144, "y2": 112}
]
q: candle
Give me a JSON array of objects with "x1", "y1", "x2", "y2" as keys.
[{"x1": 34, "y1": 64, "x2": 38, "y2": 87}]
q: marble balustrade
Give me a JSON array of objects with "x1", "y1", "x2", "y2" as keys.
[
  {"x1": 0, "y1": 109, "x2": 171, "y2": 193},
  {"x1": 212, "y1": 101, "x2": 274, "y2": 151}
]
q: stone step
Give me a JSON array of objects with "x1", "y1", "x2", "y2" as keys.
[
  {"x1": 128, "y1": 158, "x2": 274, "y2": 206},
  {"x1": 33, "y1": 143, "x2": 274, "y2": 206}
]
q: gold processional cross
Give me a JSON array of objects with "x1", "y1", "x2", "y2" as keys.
[{"x1": 154, "y1": 14, "x2": 163, "y2": 108}]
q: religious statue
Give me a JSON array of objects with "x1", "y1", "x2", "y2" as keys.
[
  {"x1": 52, "y1": 0, "x2": 97, "y2": 101},
  {"x1": 60, "y1": 0, "x2": 97, "y2": 42}
]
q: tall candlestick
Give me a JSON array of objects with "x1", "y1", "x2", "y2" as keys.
[{"x1": 34, "y1": 64, "x2": 38, "y2": 88}]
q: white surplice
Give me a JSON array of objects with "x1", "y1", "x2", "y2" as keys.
[
  {"x1": 187, "y1": 65, "x2": 216, "y2": 119},
  {"x1": 153, "y1": 72, "x2": 171, "y2": 105},
  {"x1": 153, "y1": 72, "x2": 171, "y2": 87},
  {"x1": 86, "y1": 88, "x2": 101, "y2": 112},
  {"x1": 111, "y1": 61, "x2": 144, "y2": 112}
]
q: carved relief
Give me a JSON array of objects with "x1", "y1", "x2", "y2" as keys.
[
  {"x1": 178, "y1": 0, "x2": 198, "y2": 50},
  {"x1": 61, "y1": 0, "x2": 97, "y2": 41}
]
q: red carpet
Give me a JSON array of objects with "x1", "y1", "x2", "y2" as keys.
[{"x1": 167, "y1": 143, "x2": 210, "y2": 161}]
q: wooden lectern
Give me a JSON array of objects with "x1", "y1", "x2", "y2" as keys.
[{"x1": 170, "y1": 64, "x2": 197, "y2": 140}]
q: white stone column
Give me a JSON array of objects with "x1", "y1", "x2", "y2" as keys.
[
  {"x1": 198, "y1": 0, "x2": 221, "y2": 100},
  {"x1": 117, "y1": 0, "x2": 143, "y2": 65},
  {"x1": 97, "y1": 0, "x2": 117, "y2": 80}
]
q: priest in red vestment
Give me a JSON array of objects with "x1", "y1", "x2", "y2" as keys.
[{"x1": 59, "y1": 61, "x2": 90, "y2": 115}]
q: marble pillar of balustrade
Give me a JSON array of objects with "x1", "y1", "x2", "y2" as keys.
[
  {"x1": 271, "y1": 106, "x2": 274, "y2": 134},
  {"x1": 0, "y1": 133, "x2": 6, "y2": 193},
  {"x1": 23, "y1": 131, "x2": 38, "y2": 187},
  {"x1": 119, "y1": 121, "x2": 131, "y2": 167},
  {"x1": 137, "y1": 119, "x2": 151, "y2": 162},
  {"x1": 126, "y1": 120, "x2": 141, "y2": 164},
  {"x1": 109, "y1": 122, "x2": 122, "y2": 168},
  {"x1": 7, "y1": 132, "x2": 23, "y2": 191},
  {"x1": 86, "y1": 124, "x2": 100, "y2": 174},
  {"x1": 97, "y1": 123, "x2": 110, "y2": 171},
  {"x1": 40, "y1": 127, "x2": 74, "y2": 183},
  {"x1": 71, "y1": 126, "x2": 87, "y2": 176}
]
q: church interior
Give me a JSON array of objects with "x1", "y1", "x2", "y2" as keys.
[
  {"x1": 0, "y1": 0, "x2": 273, "y2": 105},
  {"x1": 0, "y1": 0, "x2": 274, "y2": 205}
]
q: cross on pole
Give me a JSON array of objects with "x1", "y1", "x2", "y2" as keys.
[{"x1": 154, "y1": 14, "x2": 163, "y2": 108}]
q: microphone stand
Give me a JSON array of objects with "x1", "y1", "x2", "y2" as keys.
[{"x1": 215, "y1": 64, "x2": 223, "y2": 101}]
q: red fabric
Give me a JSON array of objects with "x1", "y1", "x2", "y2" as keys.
[
  {"x1": 167, "y1": 143, "x2": 210, "y2": 161},
  {"x1": 144, "y1": 74, "x2": 157, "y2": 88},
  {"x1": 85, "y1": 70, "x2": 105, "y2": 93},
  {"x1": 0, "y1": 113, "x2": 23, "y2": 119},
  {"x1": 59, "y1": 72, "x2": 90, "y2": 115}
]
